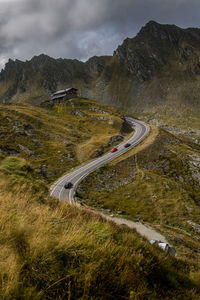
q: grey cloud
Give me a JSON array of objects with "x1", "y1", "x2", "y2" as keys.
[{"x1": 0, "y1": 0, "x2": 200, "y2": 69}]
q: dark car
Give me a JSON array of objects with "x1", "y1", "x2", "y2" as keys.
[
  {"x1": 64, "y1": 182, "x2": 73, "y2": 189},
  {"x1": 124, "y1": 143, "x2": 131, "y2": 148}
]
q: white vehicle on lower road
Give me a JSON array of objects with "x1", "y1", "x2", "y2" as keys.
[{"x1": 150, "y1": 239, "x2": 176, "y2": 255}]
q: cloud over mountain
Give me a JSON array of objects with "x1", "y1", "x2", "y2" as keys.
[{"x1": 0, "y1": 0, "x2": 200, "y2": 68}]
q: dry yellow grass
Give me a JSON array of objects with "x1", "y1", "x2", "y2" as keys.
[
  {"x1": 0, "y1": 174, "x2": 199, "y2": 299},
  {"x1": 76, "y1": 134, "x2": 114, "y2": 162},
  {"x1": 77, "y1": 126, "x2": 200, "y2": 269},
  {"x1": 0, "y1": 100, "x2": 199, "y2": 298},
  {"x1": 0, "y1": 99, "x2": 127, "y2": 183}
]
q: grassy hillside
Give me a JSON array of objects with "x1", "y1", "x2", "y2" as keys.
[
  {"x1": 0, "y1": 99, "x2": 200, "y2": 298},
  {"x1": 0, "y1": 159, "x2": 200, "y2": 299},
  {"x1": 132, "y1": 101, "x2": 200, "y2": 148},
  {"x1": 76, "y1": 126, "x2": 200, "y2": 267},
  {"x1": 0, "y1": 98, "x2": 131, "y2": 184}
]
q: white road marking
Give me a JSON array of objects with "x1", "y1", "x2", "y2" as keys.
[
  {"x1": 49, "y1": 119, "x2": 174, "y2": 249},
  {"x1": 50, "y1": 118, "x2": 150, "y2": 202}
]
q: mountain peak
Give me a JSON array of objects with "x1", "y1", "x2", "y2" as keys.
[
  {"x1": 145, "y1": 20, "x2": 160, "y2": 27},
  {"x1": 138, "y1": 20, "x2": 181, "y2": 41},
  {"x1": 143, "y1": 20, "x2": 178, "y2": 30},
  {"x1": 31, "y1": 53, "x2": 53, "y2": 63}
]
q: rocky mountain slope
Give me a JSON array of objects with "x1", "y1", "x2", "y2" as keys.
[{"x1": 1, "y1": 21, "x2": 200, "y2": 119}]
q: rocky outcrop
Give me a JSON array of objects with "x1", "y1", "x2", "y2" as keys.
[
  {"x1": 113, "y1": 20, "x2": 200, "y2": 80},
  {"x1": 108, "y1": 135, "x2": 124, "y2": 145},
  {"x1": 187, "y1": 220, "x2": 200, "y2": 234},
  {"x1": 18, "y1": 144, "x2": 34, "y2": 156},
  {"x1": 189, "y1": 154, "x2": 200, "y2": 184},
  {"x1": 92, "y1": 135, "x2": 124, "y2": 158}
]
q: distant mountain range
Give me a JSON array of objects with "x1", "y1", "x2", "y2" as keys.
[{"x1": 0, "y1": 20, "x2": 200, "y2": 116}]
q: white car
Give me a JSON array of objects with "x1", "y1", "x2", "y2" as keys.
[{"x1": 150, "y1": 239, "x2": 176, "y2": 255}]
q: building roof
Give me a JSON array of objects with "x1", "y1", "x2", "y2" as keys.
[{"x1": 52, "y1": 88, "x2": 77, "y2": 96}]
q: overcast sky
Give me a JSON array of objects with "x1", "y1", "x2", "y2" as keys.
[{"x1": 0, "y1": 0, "x2": 200, "y2": 69}]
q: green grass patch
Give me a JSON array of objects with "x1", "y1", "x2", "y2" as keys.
[{"x1": 0, "y1": 157, "x2": 29, "y2": 176}]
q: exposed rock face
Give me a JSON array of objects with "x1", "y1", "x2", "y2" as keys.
[
  {"x1": 0, "y1": 21, "x2": 200, "y2": 116},
  {"x1": 92, "y1": 147, "x2": 104, "y2": 158},
  {"x1": 113, "y1": 20, "x2": 200, "y2": 81},
  {"x1": 0, "y1": 147, "x2": 19, "y2": 156},
  {"x1": 187, "y1": 220, "x2": 200, "y2": 234},
  {"x1": 0, "y1": 54, "x2": 91, "y2": 103},
  {"x1": 108, "y1": 135, "x2": 124, "y2": 145},
  {"x1": 91, "y1": 135, "x2": 124, "y2": 158},
  {"x1": 189, "y1": 154, "x2": 200, "y2": 184},
  {"x1": 18, "y1": 144, "x2": 34, "y2": 156},
  {"x1": 86, "y1": 56, "x2": 108, "y2": 76}
]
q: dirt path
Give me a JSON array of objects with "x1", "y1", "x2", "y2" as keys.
[
  {"x1": 77, "y1": 203, "x2": 169, "y2": 244},
  {"x1": 99, "y1": 212, "x2": 170, "y2": 244}
]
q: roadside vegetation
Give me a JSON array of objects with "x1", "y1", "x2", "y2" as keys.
[
  {"x1": 132, "y1": 101, "x2": 200, "y2": 145},
  {"x1": 77, "y1": 126, "x2": 200, "y2": 268},
  {"x1": 0, "y1": 162, "x2": 200, "y2": 299},
  {"x1": 0, "y1": 99, "x2": 200, "y2": 298}
]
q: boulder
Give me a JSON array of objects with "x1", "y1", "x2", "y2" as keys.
[
  {"x1": 92, "y1": 147, "x2": 104, "y2": 158},
  {"x1": 18, "y1": 144, "x2": 34, "y2": 156},
  {"x1": 108, "y1": 135, "x2": 124, "y2": 146}
]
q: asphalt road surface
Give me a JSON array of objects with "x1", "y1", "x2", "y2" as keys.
[
  {"x1": 49, "y1": 118, "x2": 173, "y2": 247},
  {"x1": 50, "y1": 117, "x2": 150, "y2": 203}
]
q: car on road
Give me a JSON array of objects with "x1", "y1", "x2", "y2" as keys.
[
  {"x1": 124, "y1": 143, "x2": 131, "y2": 148},
  {"x1": 150, "y1": 239, "x2": 176, "y2": 255},
  {"x1": 64, "y1": 182, "x2": 73, "y2": 189},
  {"x1": 120, "y1": 223, "x2": 128, "y2": 227},
  {"x1": 110, "y1": 147, "x2": 118, "y2": 153}
]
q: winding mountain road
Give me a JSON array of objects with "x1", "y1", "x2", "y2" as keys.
[
  {"x1": 50, "y1": 118, "x2": 171, "y2": 245},
  {"x1": 50, "y1": 117, "x2": 149, "y2": 203}
]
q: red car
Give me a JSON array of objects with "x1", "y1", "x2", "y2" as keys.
[{"x1": 110, "y1": 147, "x2": 118, "y2": 153}]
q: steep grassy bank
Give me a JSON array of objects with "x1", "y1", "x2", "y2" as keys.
[{"x1": 0, "y1": 161, "x2": 199, "y2": 299}]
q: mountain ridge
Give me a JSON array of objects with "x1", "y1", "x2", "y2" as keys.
[{"x1": 0, "y1": 20, "x2": 200, "y2": 118}]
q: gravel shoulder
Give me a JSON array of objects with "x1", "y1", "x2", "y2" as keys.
[
  {"x1": 96, "y1": 210, "x2": 169, "y2": 244},
  {"x1": 109, "y1": 215, "x2": 168, "y2": 243}
]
